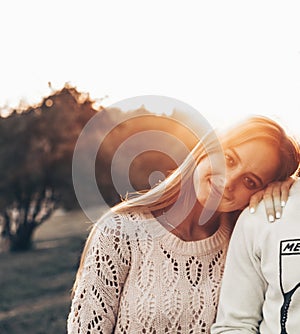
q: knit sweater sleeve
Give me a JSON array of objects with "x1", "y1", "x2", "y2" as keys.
[
  {"x1": 211, "y1": 209, "x2": 267, "y2": 334},
  {"x1": 67, "y1": 212, "x2": 131, "y2": 334}
]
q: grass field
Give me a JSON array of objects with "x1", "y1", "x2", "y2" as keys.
[{"x1": 0, "y1": 207, "x2": 106, "y2": 334}]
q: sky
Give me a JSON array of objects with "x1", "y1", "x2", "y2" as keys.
[{"x1": 1, "y1": 0, "x2": 300, "y2": 137}]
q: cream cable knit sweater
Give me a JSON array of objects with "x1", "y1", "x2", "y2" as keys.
[{"x1": 67, "y1": 210, "x2": 233, "y2": 334}]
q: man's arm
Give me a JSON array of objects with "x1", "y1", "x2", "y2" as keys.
[{"x1": 211, "y1": 209, "x2": 267, "y2": 333}]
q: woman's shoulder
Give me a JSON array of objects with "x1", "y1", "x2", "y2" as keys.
[
  {"x1": 97, "y1": 207, "x2": 151, "y2": 224},
  {"x1": 93, "y1": 207, "x2": 159, "y2": 238}
]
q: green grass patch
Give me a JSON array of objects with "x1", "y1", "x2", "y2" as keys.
[
  {"x1": 0, "y1": 303, "x2": 69, "y2": 334},
  {"x1": 0, "y1": 208, "x2": 99, "y2": 334}
]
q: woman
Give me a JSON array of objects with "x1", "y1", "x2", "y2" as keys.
[{"x1": 67, "y1": 115, "x2": 299, "y2": 333}]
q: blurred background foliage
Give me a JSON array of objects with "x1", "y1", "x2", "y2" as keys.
[
  {"x1": 0, "y1": 84, "x2": 200, "y2": 333},
  {"x1": 0, "y1": 85, "x2": 200, "y2": 253}
]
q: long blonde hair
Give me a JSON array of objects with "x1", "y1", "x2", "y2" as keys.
[
  {"x1": 71, "y1": 115, "x2": 299, "y2": 297},
  {"x1": 112, "y1": 114, "x2": 300, "y2": 213}
]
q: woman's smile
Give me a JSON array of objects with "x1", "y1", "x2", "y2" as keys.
[{"x1": 194, "y1": 139, "x2": 280, "y2": 212}]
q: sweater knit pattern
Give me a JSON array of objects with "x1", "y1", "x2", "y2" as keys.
[{"x1": 67, "y1": 210, "x2": 233, "y2": 334}]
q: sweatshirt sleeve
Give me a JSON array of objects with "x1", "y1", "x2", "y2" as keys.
[
  {"x1": 211, "y1": 209, "x2": 267, "y2": 334},
  {"x1": 67, "y1": 213, "x2": 131, "y2": 334}
]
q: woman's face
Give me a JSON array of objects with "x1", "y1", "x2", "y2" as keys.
[{"x1": 193, "y1": 139, "x2": 280, "y2": 212}]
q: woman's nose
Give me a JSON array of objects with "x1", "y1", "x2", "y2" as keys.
[{"x1": 224, "y1": 173, "x2": 237, "y2": 191}]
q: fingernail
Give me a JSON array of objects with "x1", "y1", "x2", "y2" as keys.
[
  {"x1": 268, "y1": 214, "x2": 275, "y2": 222},
  {"x1": 281, "y1": 201, "x2": 286, "y2": 207},
  {"x1": 276, "y1": 211, "x2": 281, "y2": 219},
  {"x1": 249, "y1": 207, "x2": 255, "y2": 214}
]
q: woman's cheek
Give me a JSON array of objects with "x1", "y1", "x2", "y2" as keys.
[{"x1": 238, "y1": 191, "x2": 254, "y2": 209}]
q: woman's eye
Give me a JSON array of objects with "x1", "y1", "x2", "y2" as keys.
[
  {"x1": 243, "y1": 176, "x2": 257, "y2": 189},
  {"x1": 225, "y1": 154, "x2": 235, "y2": 167}
]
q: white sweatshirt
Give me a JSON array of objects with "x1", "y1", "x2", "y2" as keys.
[{"x1": 211, "y1": 179, "x2": 300, "y2": 334}]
